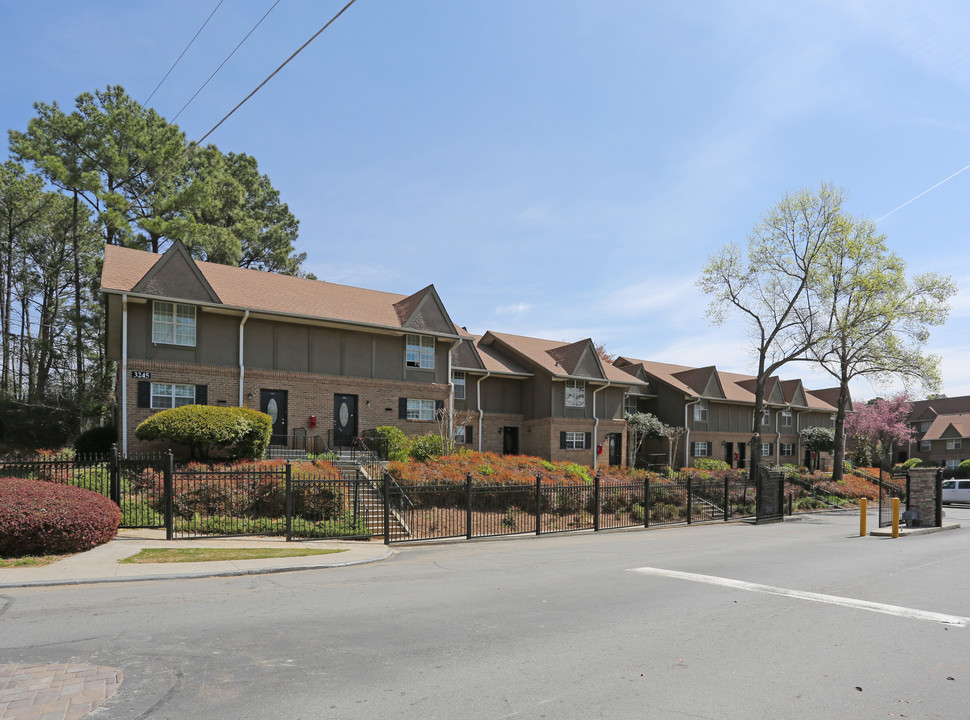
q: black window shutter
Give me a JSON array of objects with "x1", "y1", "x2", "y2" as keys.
[
  {"x1": 560, "y1": 432, "x2": 567, "y2": 449},
  {"x1": 466, "y1": 425, "x2": 473, "y2": 444},
  {"x1": 707, "y1": 442, "x2": 713, "y2": 456},
  {"x1": 137, "y1": 381, "x2": 151, "y2": 408},
  {"x1": 398, "y1": 398, "x2": 408, "y2": 420},
  {"x1": 195, "y1": 385, "x2": 208, "y2": 405},
  {"x1": 435, "y1": 400, "x2": 445, "y2": 416},
  {"x1": 585, "y1": 432, "x2": 592, "y2": 449}
]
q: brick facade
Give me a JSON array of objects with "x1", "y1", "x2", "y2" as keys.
[{"x1": 907, "y1": 467, "x2": 943, "y2": 528}]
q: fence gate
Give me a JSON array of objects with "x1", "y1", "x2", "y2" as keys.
[
  {"x1": 756, "y1": 467, "x2": 785, "y2": 524},
  {"x1": 878, "y1": 467, "x2": 909, "y2": 528}
]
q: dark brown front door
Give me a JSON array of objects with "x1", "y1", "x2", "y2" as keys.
[
  {"x1": 260, "y1": 389, "x2": 288, "y2": 445},
  {"x1": 333, "y1": 394, "x2": 358, "y2": 447},
  {"x1": 608, "y1": 433, "x2": 622, "y2": 466},
  {"x1": 502, "y1": 426, "x2": 519, "y2": 455},
  {"x1": 724, "y1": 442, "x2": 734, "y2": 467}
]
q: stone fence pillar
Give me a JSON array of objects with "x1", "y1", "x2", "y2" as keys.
[{"x1": 907, "y1": 467, "x2": 943, "y2": 528}]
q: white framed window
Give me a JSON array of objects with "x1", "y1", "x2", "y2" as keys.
[
  {"x1": 565, "y1": 380, "x2": 585, "y2": 408},
  {"x1": 830, "y1": 414, "x2": 837, "y2": 428},
  {"x1": 946, "y1": 459, "x2": 960, "y2": 470},
  {"x1": 406, "y1": 334, "x2": 435, "y2": 369},
  {"x1": 781, "y1": 410, "x2": 792, "y2": 427},
  {"x1": 454, "y1": 425, "x2": 469, "y2": 444},
  {"x1": 761, "y1": 443, "x2": 771, "y2": 456},
  {"x1": 693, "y1": 400, "x2": 708, "y2": 422},
  {"x1": 920, "y1": 440, "x2": 932, "y2": 452},
  {"x1": 624, "y1": 394, "x2": 638, "y2": 415},
  {"x1": 762, "y1": 409, "x2": 770, "y2": 425},
  {"x1": 920, "y1": 421, "x2": 933, "y2": 432},
  {"x1": 151, "y1": 382, "x2": 195, "y2": 409},
  {"x1": 406, "y1": 399, "x2": 435, "y2": 421},
  {"x1": 452, "y1": 371, "x2": 466, "y2": 400},
  {"x1": 152, "y1": 302, "x2": 196, "y2": 346},
  {"x1": 781, "y1": 443, "x2": 794, "y2": 456},
  {"x1": 946, "y1": 439, "x2": 962, "y2": 450},
  {"x1": 692, "y1": 442, "x2": 709, "y2": 457},
  {"x1": 565, "y1": 431, "x2": 586, "y2": 450}
]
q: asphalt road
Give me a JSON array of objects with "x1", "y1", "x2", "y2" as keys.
[{"x1": 3, "y1": 509, "x2": 970, "y2": 719}]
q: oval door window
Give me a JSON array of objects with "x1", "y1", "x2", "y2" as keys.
[
  {"x1": 266, "y1": 398, "x2": 279, "y2": 424},
  {"x1": 339, "y1": 401, "x2": 350, "y2": 427}
]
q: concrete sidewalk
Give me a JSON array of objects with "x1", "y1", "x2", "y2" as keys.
[{"x1": 0, "y1": 529, "x2": 394, "y2": 589}]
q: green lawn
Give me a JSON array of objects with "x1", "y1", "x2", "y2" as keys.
[{"x1": 119, "y1": 547, "x2": 348, "y2": 564}]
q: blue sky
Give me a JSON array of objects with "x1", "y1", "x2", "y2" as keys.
[{"x1": 2, "y1": 1, "x2": 968, "y2": 399}]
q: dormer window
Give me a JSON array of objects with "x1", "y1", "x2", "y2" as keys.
[
  {"x1": 693, "y1": 400, "x2": 708, "y2": 422},
  {"x1": 781, "y1": 410, "x2": 792, "y2": 427},
  {"x1": 406, "y1": 334, "x2": 435, "y2": 369},
  {"x1": 762, "y1": 408, "x2": 770, "y2": 425},
  {"x1": 565, "y1": 380, "x2": 585, "y2": 408},
  {"x1": 452, "y1": 371, "x2": 466, "y2": 400},
  {"x1": 152, "y1": 302, "x2": 196, "y2": 346}
]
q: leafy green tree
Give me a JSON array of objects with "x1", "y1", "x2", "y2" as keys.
[
  {"x1": 800, "y1": 426, "x2": 834, "y2": 469},
  {"x1": 698, "y1": 184, "x2": 844, "y2": 470},
  {"x1": 625, "y1": 412, "x2": 672, "y2": 466},
  {"x1": 811, "y1": 219, "x2": 955, "y2": 479}
]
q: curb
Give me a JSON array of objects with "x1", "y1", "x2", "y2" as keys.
[{"x1": 0, "y1": 547, "x2": 395, "y2": 589}]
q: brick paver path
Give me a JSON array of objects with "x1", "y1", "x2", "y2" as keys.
[{"x1": 0, "y1": 664, "x2": 122, "y2": 720}]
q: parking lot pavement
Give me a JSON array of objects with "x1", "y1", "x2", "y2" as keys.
[{"x1": 0, "y1": 663, "x2": 122, "y2": 720}]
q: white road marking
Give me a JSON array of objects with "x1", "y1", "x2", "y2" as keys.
[{"x1": 629, "y1": 566, "x2": 969, "y2": 627}]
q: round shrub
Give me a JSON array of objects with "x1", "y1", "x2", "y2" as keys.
[
  {"x1": 694, "y1": 458, "x2": 730, "y2": 471},
  {"x1": 374, "y1": 426, "x2": 410, "y2": 462},
  {"x1": 135, "y1": 405, "x2": 272, "y2": 460},
  {"x1": 0, "y1": 478, "x2": 121, "y2": 557},
  {"x1": 409, "y1": 434, "x2": 446, "y2": 462},
  {"x1": 74, "y1": 425, "x2": 117, "y2": 455}
]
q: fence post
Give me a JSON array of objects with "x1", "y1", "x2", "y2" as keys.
[
  {"x1": 383, "y1": 472, "x2": 391, "y2": 545},
  {"x1": 164, "y1": 451, "x2": 174, "y2": 541},
  {"x1": 285, "y1": 463, "x2": 293, "y2": 542},
  {"x1": 644, "y1": 476, "x2": 650, "y2": 528},
  {"x1": 354, "y1": 468, "x2": 361, "y2": 519},
  {"x1": 788, "y1": 492, "x2": 793, "y2": 516},
  {"x1": 593, "y1": 470, "x2": 601, "y2": 532},
  {"x1": 110, "y1": 444, "x2": 121, "y2": 506},
  {"x1": 535, "y1": 475, "x2": 542, "y2": 536},
  {"x1": 724, "y1": 476, "x2": 730, "y2": 521},
  {"x1": 686, "y1": 475, "x2": 693, "y2": 525},
  {"x1": 466, "y1": 472, "x2": 473, "y2": 540}
]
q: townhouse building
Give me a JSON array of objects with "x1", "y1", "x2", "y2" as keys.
[
  {"x1": 101, "y1": 242, "x2": 461, "y2": 455},
  {"x1": 450, "y1": 332, "x2": 648, "y2": 469},
  {"x1": 613, "y1": 357, "x2": 841, "y2": 470},
  {"x1": 906, "y1": 395, "x2": 970, "y2": 470}
]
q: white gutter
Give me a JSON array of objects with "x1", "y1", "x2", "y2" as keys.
[
  {"x1": 592, "y1": 381, "x2": 611, "y2": 470},
  {"x1": 121, "y1": 294, "x2": 128, "y2": 455},
  {"x1": 774, "y1": 408, "x2": 786, "y2": 465},
  {"x1": 238, "y1": 311, "x2": 249, "y2": 406},
  {"x1": 684, "y1": 397, "x2": 701, "y2": 469},
  {"x1": 476, "y1": 371, "x2": 491, "y2": 452},
  {"x1": 794, "y1": 409, "x2": 807, "y2": 465}
]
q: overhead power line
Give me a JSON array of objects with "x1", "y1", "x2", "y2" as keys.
[
  {"x1": 145, "y1": 0, "x2": 226, "y2": 106},
  {"x1": 171, "y1": 0, "x2": 283, "y2": 123},
  {"x1": 876, "y1": 163, "x2": 970, "y2": 222},
  {"x1": 195, "y1": 0, "x2": 359, "y2": 146}
]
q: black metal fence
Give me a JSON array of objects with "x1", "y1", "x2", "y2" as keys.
[
  {"x1": 1, "y1": 452, "x2": 796, "y2": 545},
  {"x1": 384, "y1": 473, "x2": 760, "y2": 544}
]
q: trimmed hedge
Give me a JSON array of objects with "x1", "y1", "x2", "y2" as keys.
[
  {"x1": 135, "y1": 405, "x2": 272, "y2": 460},
  {"x1": 0, "y1": 478, "x2": 121, "y2": 557}
]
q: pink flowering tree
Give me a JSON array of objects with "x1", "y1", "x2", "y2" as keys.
[{"x1": 844, "y1": 394, "x2": 915, "y2": 467}]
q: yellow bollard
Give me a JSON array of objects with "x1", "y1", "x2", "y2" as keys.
[
  {"x1": 860, "y1": 497, "x2": 867, "y2": 537},
  {"x1": 892, "y1": 497, "x2": 900, "y2": 538}
]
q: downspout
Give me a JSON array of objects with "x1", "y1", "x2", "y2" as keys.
[
  {"x1": 447, "y1": 338, "x2": 462, "y2": 443},
  {"x1": 476, "y1": 371, "x2": 491, "y2": 452},
  {"x1": 774, "y1": 408, "x2": 786, "y2": 465},
  {"x1": 121, "y1": 294, "x2": 128, "y2": 455},
  {"x1": 592, "y1": 380, "x2": 611, "y2": 470},
  {"x1": 684, "y1": 397, "x2": 701, "y2": 469},
  {"x1": 238, "y1": 311, "x2": 249, "y2": 406},
  {"x1": 794, "y1": 410, "x2": 807, "y2": 466}
]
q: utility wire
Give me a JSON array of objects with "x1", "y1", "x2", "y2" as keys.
[
  {"x1": 145, "y1": 0, "x2": 225, "y2": 106},
  {"x1": 194, "y1": 0, "x2": 358, "y2": 145},
  {"x1": 876, "y1": 163, "x2": 970, "y2": 222},
  {"x1": 171, "y1": 0, "x2": 283, "y2": 123},
  {"x1": 128, "y1": 0, "x2": 360, "y2": 207}
]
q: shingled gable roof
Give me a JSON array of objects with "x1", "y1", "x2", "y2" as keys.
[
  {"x1": 450, "y1": 335, "x2": 532, "y2": 377},
  {"x1": 672, "y1": 366, "x2": 725, "y2": 399},
  {"x1": 909, "y1": 395, "x2": 970, "y2": 422},
  {"x1": 481, "y1": 332, "x2": 643, "y2": 385},
  {"x1": 780, "y1": 379, "x2": 808, "y2": 407},
  {"x1": 131, "y1": 240, "x2": 220, "y2": 303},
  {"x1": 392, "y1": 285, "x2": 458, "y2": 335},
  {"x1": 100, "y1": 244, "x2": 460, "y2": 337},
  {"x1": 922, "y1": 413, "x2": 970, "y2": 441},
  {"x1": 615, "y1": 356, "x2": 838, "y2": 412}
]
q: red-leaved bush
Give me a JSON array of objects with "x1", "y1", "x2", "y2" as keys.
[{"x1": 0, "y1": 477, "x2": 121, "y2": 557}]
